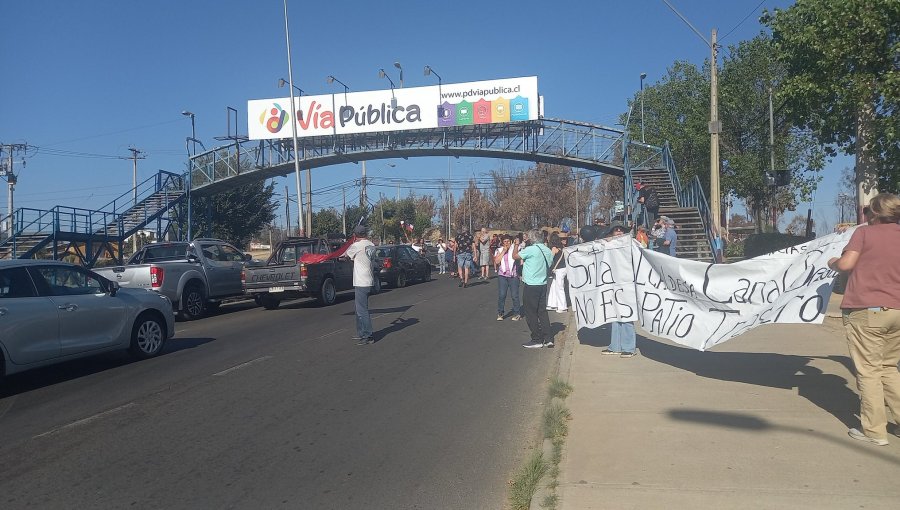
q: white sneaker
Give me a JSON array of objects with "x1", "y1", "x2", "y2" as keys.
[{"x1": 848, "y1": 428, "x2": 889, "y2": 446}]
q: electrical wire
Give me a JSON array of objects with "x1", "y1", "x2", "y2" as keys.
[{"x1": 720, "y1": 0, "x2": 768, "y2": 43}]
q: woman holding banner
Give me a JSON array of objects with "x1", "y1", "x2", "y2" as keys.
[{"x1": 828, "y1": 192, "x2": 900, "y2": 447}]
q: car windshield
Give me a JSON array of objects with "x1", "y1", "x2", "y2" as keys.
[{"x1": 134, "y1": 244, "x2": 190, "y2": 263}]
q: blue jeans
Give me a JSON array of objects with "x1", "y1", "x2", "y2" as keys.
[
  {"x1": 610, "y1": 321, "x2": 636, "y2": 353},
  {"x1": 355, "y1": 286, "x2": 372, "y2": 339},
  {"x1": 497, "y1": 275, "x2": 521, "y2": 316}
]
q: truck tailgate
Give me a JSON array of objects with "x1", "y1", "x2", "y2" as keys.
[
  {"x1": 243, "y1": 264, "x2": 304, "y2": 292},
  {"x1": 94, "y1": 265, "x2": 152, "y2": 289}
]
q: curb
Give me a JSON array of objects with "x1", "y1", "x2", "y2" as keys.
[{"x1": 529, "y1": 312, "x2": 578, "y2": 510}]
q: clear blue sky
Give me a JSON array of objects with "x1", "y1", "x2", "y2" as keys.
[{"x1": 0, "y1": 0, "x2": 849, "y2": 233}]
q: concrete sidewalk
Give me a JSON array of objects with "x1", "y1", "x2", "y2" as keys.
[{"x1": 557, "y1": 295, "x2": 900, "y2": 509}]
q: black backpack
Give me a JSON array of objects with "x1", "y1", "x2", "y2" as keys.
[{"x1": 645, "y1": 188, "x2": 660, "y2": 209}]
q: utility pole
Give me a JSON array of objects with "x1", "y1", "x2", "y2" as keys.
[
  {"x1": 447, "y1": 156, "x2": 451, "y2": 240},
  {"x1": 709, "y1": 28, "x2": 722, "y2": 239},
  {"x1": 574, "y1": 171, "x2": 580, "y2": 231},
  {"x1": 342, "y1": 187, "x2": 347, "y2": 236},
  {"x1": 360, "y1": 160, "x2": 367, "y2": 207},
  {"x1": 1, "y1": 143, "x2": 26, "y2": 236},
  {"x1": 306, "y1": 167, "x2": 312, "y2": 235},
  {"x1": 284, "y1": 185, "x2": 291, "y2": 235},
  {"x1": 125, "y1": 147, "x2": 145, "y2": 252}
]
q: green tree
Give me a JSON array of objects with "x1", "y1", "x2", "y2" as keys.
[
  {"x1": 310, "y1": 208, "x2": 342, "y2": 237},
  {"x1": 625, "y1": 36, "x2": 827, "y2": 231},
  {"x1": 186, "y1": 180, "x2": 278, "y2": 248},
  {"x1": 628, "y1": 61, "x2": 711, "y2": 185},
  {"x1": 762, "y1": 0, "x2": 900, "y2": 199}
]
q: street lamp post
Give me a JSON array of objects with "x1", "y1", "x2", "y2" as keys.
[
  {"x1": 424, "y1": 64, "x2": 444, "y2": 121},
  {"x1": 393, "y1": 62, "x2": 403, "y2": 88},
  {"x1": 639, "y1": 73, "x2": 647, "y2": 143},
  {"x1": 378, "y1": 68, "x2": 397, "y2": 106},
  {"x1": 181, "y1": 111, "x2": 196, "y2": 241},
  {"x1": 282, "y1": 0, "x2": 305, "y2": 236},
  {"x1": 278, "y1": 78, "x2": 304, "y2": 97}
]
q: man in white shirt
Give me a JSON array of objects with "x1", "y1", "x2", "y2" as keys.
[{"x1": 344, "y1": 225, "x2": 376, "y2": 345}]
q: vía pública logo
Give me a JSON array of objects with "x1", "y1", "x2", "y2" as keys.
[
  {"x1": 259, "y1": 103, "x2": 288, "y2": 133},
  {"x1": 261, "y1": 100, "x2": 423, "y2": 133}
]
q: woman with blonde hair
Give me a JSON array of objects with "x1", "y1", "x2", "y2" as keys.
[{"x1": 828, "y1": 192, "x2": 900, "y2": 446}]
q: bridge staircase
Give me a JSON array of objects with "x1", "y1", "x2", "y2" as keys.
[
  {"x1": 0, "y1": 170, "x2": 185, "y2": 266},
  {"x1": 626, "y1": 143, "x2": 715, "y2": 262}
]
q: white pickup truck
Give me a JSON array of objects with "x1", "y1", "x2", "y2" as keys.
[{"x1": 94, "y1": 238, "x2": 254, "y2": 320}]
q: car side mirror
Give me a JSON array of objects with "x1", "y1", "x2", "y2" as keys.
[{"x1": 108, "y1": 280, "x2": 120, "y2": 297}]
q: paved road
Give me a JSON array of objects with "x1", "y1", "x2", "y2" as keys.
[{"x1": 0, "y1": 274, "x2": 561, "y2": 509}]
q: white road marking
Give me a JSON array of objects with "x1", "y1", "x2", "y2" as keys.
[
  {"x1": 213, "y1": 355, "x2": 273, "y2": 376},
  {"x1": 34, "y1": 402, "x2": 137, "y2": 439}
]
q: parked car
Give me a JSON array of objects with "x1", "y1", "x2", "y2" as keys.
[
  {"x1": 94, "y1": 238, "x2": 255, "y2": 320},
  {"x1": 0, "y1": 260, "x2": 176, "y2": 377},
  {"x1": 372, "y1": 244, "x2": 432, "y2": 288},
  {"x1": 243, "y1": 237, "x2": 380, "y2": 310}
]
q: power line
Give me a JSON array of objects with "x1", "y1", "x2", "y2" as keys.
[{"x1": 720, "y1": 0, "x2": 767, "y2": 42}]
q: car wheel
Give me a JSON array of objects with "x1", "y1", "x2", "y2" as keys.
[
  {"x1": 372, "y1": 277, "x2": 382, "y2": 294},
  {"x1": 259, "y1": 295, "x2": 281, "y2": 310},
  {"x1": 129, "y1": 312, "x2": 167, "y2": 359},
  {"x1": 179, "y1": 284, "x2": 205, "y2": 320},
  {"x1": 318, "y1": 277, "x2": 336, "y2": 305},
  {"x1": 395, "y1": 271, "x2": 407, "y2": 288}
]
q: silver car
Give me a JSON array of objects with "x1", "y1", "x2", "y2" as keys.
[{"x1": 0, "y1": 260, "x2": 176, "y2": 377}]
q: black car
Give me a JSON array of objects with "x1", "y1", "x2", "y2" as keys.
[{"x1": 371, "y1": 244, "x2": 432, "y2": 288}]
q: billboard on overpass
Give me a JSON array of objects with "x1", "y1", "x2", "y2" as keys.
[{"x1": 247, "y1": 76, "x2": 538, "y2": 140}]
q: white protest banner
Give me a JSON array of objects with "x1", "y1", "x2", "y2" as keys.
[
  {"x1": 565, "y1": 229, "x2": 854, "y2": 351},
  {"x1": 566, "y1": 234, "x2": 637, "y2": 328}
]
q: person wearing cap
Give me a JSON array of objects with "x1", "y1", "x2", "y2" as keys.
[
  {"x1": 661, "y1": 218, "x2": 678, "y2": 256},
  {"x1": 344, "y1": 225, "x2": 376, "y2": 345}
]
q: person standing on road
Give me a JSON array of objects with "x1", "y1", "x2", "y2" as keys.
[
  {"x1": 514, "y1": 229, "x2": 554, "y2": 349},
  {"x1": 437, "y1": 238, "x2": 447, "y2": 274},
  {"x1": 455, "y1": 229, "x2": 475, "y2": 288},
  {"x1": 494, "y1": 235, "x2": 522, "y2": 321},
  {"x1": 828, "y1": 192, "x2": 900, "y2": 446},
  {"x1": 345, "y1": 225, "x2": 376, "y2": 345},
  {"x1": 478, "y1": 227, "x2": 492, "y2": 280}
]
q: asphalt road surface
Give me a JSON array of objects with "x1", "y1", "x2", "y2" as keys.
[{"x1": 0, "y1": 274, "x2": 562, "y2": 509}]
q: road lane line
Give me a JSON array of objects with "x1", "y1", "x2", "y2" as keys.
[
  {"x1": 34, "y1": 402, "x2": 137, "y2": 439},
  {"x1": 213, "y1": 355, "x2": 273, "y2": 376}
]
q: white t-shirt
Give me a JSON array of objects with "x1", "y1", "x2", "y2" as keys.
[
  {"x1": 411, "y1": 244, "x2": 423, "y2": 253},
  {"x1": 437, "y1": 242, "x2": 446, "y2": 254},
  {"x1": 345, "y1": 239, "x2": 375, "y2": 287}
]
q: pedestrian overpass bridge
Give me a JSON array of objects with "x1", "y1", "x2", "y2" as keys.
[
  {"x1": 187, "y1": 118, "x2": 644, "y2": 196},
  {"x1": 1, "y1": 118, "x2": 716, "y2": 265}
]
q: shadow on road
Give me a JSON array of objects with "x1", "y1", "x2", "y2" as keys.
[
  {"x1": 345, "y1": 305, "x2": 414, "y2": 316},
  {"x1": 0, "y1": 337, "x2": 215, "y2": 398},
  {"x1": 372, "y1": 317, "x2": 420, "y2": 343}
]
